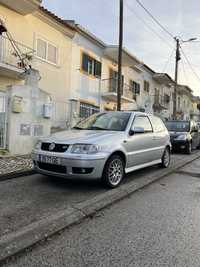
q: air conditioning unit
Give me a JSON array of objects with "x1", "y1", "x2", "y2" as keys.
[{"x1": 43, "y1": 103, "x2": 52, "y2": 118}]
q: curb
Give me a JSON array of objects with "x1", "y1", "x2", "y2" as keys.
[
  {"x1": 0, "y1": 169, "x2": 35, "y2": 182},
  {"x1": 0, "y1": 152, "x2": 200, "y2": 263}
]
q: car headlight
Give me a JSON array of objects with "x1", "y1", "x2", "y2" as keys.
[
  {"x1": 71, "y1": 144, "x2": 99, "y2": 154},
  {"x1": 35, "y1": 141, "x2": 42, "y2": 150},
  {"x1": 175, "y1": 135, "x2": 187, "y2": 141}
]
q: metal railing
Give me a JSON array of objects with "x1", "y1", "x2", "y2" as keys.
[
  {"x1": 0, "y1": 35, "x2": 35, "y2": 69},
  {"x1": 101, "y1": 78, "x2": 137, "y2": 100}
]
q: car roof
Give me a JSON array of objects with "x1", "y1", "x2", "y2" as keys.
[{"x1": 103, "y1": 111, "x2": 151, "y2": 116}]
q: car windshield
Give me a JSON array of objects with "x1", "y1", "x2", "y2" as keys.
[
  {"x1": 73, "y1": 112, "x2": 131, "y2": 131},
  {"x1": 165, "y1": 121, "x2": 190, "y2": 132}
]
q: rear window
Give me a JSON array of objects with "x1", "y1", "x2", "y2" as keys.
[{"x1": 150, "y1": 116, "x2": 166, "y2": 133}]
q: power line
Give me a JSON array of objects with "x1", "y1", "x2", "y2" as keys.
[
  {"x1": 180, "y1": 58, "x2": 189, "y2": 85},
  {"x1": 162, "y1": 47, "x2": 175, "y2": 72},
  {"x1": 135, "y1": 0, "x2": 175, "y2": 40},
  {"x1": 180, "y1": 46, "x2": 200, "y2": 85},
  {"x1": 124, "y1": 2, "x2": 173, "y2": 49}
]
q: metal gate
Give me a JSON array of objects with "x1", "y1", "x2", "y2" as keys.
[{"x1": 0, "y1": 93, "x2": 7, "y2": 149}]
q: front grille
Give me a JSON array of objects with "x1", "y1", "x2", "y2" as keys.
[
  {"x1": 38, "y1": 162, "x2": 67, "y2": 174},
  {"x1": 41, "y1": 142, "x2": 69, "y2": 153}
]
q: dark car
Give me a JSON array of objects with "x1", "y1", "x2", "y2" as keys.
[{"x1": 165, "y1": 120, "x2": 199, "y2": 154}]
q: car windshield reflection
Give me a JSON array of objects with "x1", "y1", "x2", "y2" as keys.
[{"x1": 73, "y1": 112, "x2": 131, "y2": 131}]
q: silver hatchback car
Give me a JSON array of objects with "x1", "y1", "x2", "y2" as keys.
[{"x1": 32, "y1": 112, "x2": 171, "y2": 188}]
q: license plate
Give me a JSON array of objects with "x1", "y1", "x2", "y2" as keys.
[{"x1": 38, "y1": 155, "x2": 61, "y2": 165}]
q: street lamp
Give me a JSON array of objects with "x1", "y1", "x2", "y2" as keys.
[{"x1": 182, "y1": 38, "x2": 197, "y2": 43}]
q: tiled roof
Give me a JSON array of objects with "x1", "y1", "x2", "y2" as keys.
[{"x1": 39, "y1": 6, "x2": 75, "y2": 31}]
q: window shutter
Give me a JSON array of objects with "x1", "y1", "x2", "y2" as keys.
[
  {"x1": 94, "y1": 60, "x2": 102, "y2": 77},
  {"x1": 136, "y1": 83, "x2": 140, "y2": 94},
  {"x1": 82, "y1": 53, "x2": 89, "y2": 72},
  {"x1": 37, "y1": 38, "x2": 47, "y2": 60}
]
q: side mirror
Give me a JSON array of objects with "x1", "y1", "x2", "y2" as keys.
[{"x1": 130, "y1": 127, "x2": 145, "y2": 135}]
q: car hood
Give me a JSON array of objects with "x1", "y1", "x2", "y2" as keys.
[
  {"x1": 169, "y1": 131, "x2": 189, "y2": 138},
  {"x1": 41, "y1": 129, "x2": 125, "y2": 145}
]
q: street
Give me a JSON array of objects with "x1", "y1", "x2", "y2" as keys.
[
  {"x1": 1, "y1": 152, "x2": 200, "y2": 266},
  {"x1": 0, "y1": 153, "x2": 194, "y2": 238}
]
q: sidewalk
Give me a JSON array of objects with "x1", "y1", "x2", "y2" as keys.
[{"x1": 0, "y1": 155, "x2": 33, "y2": 176}]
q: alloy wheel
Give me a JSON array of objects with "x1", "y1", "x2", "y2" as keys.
[
  {"x1": 108, "y1": 158, "x2": 124, "y2": 186},
  {"x1": 163, "y1": 149, "x2": 170, "y2": 167}
]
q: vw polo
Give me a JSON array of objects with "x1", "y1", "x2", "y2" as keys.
[{"x1": 32, "y1": 112, "x2": 171, "y2": 188}]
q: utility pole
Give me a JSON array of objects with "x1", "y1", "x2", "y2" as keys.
[
  {"x1": 173, "y1": 37, "x2": 181, "y2": 120},
  {"x1": 117, "y1": 0, "x2": 123, "y2": 111}
]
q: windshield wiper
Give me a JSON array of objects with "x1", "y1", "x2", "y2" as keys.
[
  {"x1": 87, "y1": 126, "x2": 107, "y2": 130},
  {"x1": 72, "y1": 126, "x2": 83, "y2": 130}
]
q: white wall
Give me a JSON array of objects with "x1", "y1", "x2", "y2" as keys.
[{"x1": 7, "y1": 85, "x2": 51, "y2": 155}]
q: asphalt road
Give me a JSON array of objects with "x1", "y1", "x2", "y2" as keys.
[
  {"x1": 0, "y1": 153, "x2": 193, "y2": 238},
  {"x1": 3, "y1": 156, "x2": 200, "y2": 267}
]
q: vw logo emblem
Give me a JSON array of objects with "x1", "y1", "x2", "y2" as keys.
[{"x1": 49, "y1": 143, "x2": 56, "y2": 151}]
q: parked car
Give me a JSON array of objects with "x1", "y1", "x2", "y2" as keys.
[
  {"x1": 165, "y1": 120, "x2": 199, "y2": 154},
  {"x1": 32, "y1": 112, "x2": 171, "y2": 188}
]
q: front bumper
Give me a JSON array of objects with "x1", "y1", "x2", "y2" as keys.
[
  {"x1": 171, "y1": 140, "x2": 188, "y2": 150},
  {"x1": 32, "y1": 151, "x2": 108, "y2": 179}
]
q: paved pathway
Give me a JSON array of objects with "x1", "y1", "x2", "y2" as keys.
[{"x1": 0, "y1": 155, "x2": 33, "y2": 175}]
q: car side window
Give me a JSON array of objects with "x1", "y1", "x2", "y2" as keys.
[
  {"x1": 133, "y1": 116, "x2": 153, "y2": 133},
  {"x1": 150, "y1": 116, "x2": 166, "y2": 133}
]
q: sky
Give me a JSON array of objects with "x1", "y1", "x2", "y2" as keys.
[{"x1": 43, "y1": 0, "x2": 200, "y2": 96}]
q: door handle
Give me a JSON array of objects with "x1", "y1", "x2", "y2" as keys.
[{"x1": 152, "y1": 136, "x2": 160, "y2": 140}]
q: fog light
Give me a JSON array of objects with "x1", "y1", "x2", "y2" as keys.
[{"x1": 72, "y1": 167, "x2": 93, "y2": 174}]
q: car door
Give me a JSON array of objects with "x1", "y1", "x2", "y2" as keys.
[
  {"x1": 148, "y1": 115, "x2": 167, "y2": 160},
  {"x1": 125, "y1": 115, "x2": 155, "y2": 168},
  {"x1": 191, "y1": 122, "x2": 199, "y2": 149}
]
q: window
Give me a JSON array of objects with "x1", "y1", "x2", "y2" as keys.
[
  {"x1": 48, "y1": 43, "x2": 57, "y2": 64},
  {"x1": 109, "y1": 69, "x2": 124, "y2": 94},
  {"x1": 164, "y1": 94, "x2": 170, "y2": 104},
  {"x1": 144, "y1": 80, "x2": 150, "y2": 93},
  {"x1": 36, "y1": 37, "x2": 58, "y2": 65},
  {"x1": 37, "y1": 38, "x2": 46, "y2": 60},
  {"x1": 82, "y1": 53, "x2": 102, "y2": 78},
  {"x1": 133, "y1": 116, "x2": 153, "y2": 132},
  {"x1": 80, "y1": 102, "x2": 100, "y2": 119},
  {"x1": 130, "y1": 80, "x2": 140, "y2": 94},
  {"x1": 150, "y1": 116, "x2": 166, "y2": 133}
]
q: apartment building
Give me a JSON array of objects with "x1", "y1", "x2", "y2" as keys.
[
  {"x1": 69, "y1": 25, "x2": 140, "y2": 120},
  {"x1": 0, "y1": 0, "x2": 77, "y2": 151},
  {"x1": 68, "y1": 23, "x2": 176, "y2": 122},
  {"x1": 0, "y1": 0, "x2": 76, "y2": 126},
  {"x1": 176, "y1": 85, "x2": 193, "y2": 120}
]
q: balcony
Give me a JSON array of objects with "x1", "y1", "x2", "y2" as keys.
[
  {"x1": 0, "y1": 0, "x2": 41, "y2": 15},
  {"x1": 153, "y1": 94, "x2": 170, "y2": 111},
  {"x1": 104, "y1": 46, "x2": 141, "y2": 68},
  {"x1": 0, "y1": 36, "x2": 35, "y2": 79},
  {"x1": 101, "y1": 78, "x2": 136, "y2": 104}
]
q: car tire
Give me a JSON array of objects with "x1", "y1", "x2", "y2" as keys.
[
  {"x1": 101, "y1": 154, "x2": 125, "y2": 189},
  {"x1": 160, "y1": 147, "x2": 170, "y2": 168},
  {"x1": 186, "y1": 141, "x2": 192, "y2": 154}
]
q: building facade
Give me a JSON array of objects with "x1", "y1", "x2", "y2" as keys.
[{"x1": 0, "y1": 0, "x2": 199, "y2": 154}]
